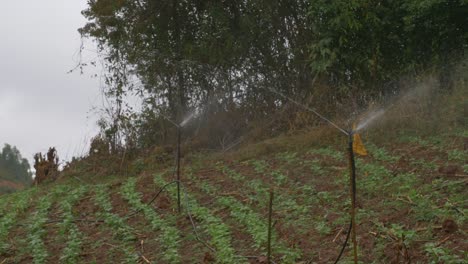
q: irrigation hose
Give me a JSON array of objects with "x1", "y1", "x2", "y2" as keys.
[
  {"x1": 333, "y1": 132, "x2": 358, "y2": 264},
  {"x1": 333, "y1": 220, "x2": 353, "y2": 264},
  {"x1": 125, "y1": 180, "x2": 180, "y2": 219}
]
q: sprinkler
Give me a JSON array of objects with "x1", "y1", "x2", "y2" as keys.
[
  {"x1": 159, "y1": 112, "x2": 196, "y2": 214},
  {"x1": 264, "y1": 87, "x2": 362, "y2": 264}
]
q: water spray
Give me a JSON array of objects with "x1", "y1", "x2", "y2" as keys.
[
  {"x1": 355, "y1": 109, "x2": 385, "y2": 132},
  {"x1": 264, "y1": 87, "x2": 360, "y2": 264}
]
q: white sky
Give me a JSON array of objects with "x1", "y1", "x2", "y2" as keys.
[{"x1": 0, "y1": 1, "x2": 103, "y2": 166}]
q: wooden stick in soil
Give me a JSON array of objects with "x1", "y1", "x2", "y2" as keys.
[
  {"x1": 348, "y1": 133, "x2": 358, "y2": 264},
  {"x1": 267, "y1": 189, "x2": 274, "y2": 264},
  {"x1": 176, "y1": 126, "x2": 181, "y2": 213}
]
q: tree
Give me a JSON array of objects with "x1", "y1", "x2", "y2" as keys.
[
  {"x1": 79, "y1": 0, "x2": 315, "y2": 146},
  {"x1": 308, "y1": 0, "x2": 468, "y2": 92},
  {"x1": 0, "y1": 144, "x2": 33, "y2": 186},
  {"x1": 79, "y1": 0, "x2": 468, "y2": 148}
]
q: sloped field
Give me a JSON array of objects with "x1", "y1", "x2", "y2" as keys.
[{"x1": 0, "y1": 132, "x2": 466, "y2": 263}]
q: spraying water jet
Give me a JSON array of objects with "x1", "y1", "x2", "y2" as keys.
[{"x1": 355, "y1": 109, "x2": 385, "y2": 132}]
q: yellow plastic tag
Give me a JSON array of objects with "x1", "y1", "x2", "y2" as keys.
[{"x1": 352, "y1": 124, "x2": 368, "y2": 156}]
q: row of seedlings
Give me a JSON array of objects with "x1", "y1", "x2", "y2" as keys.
[
  {"x1": 219, "y1": 160, "x2": 342, "y2": 235},
  {"x1": 93, "y1": 185, "x2": 139, "y2": 263},
  {"x1": 362, "y1": 144, "x2": 466, "y2": 262},
  {"x1": 27, "y1": 192, "x2": 54, "y2": 264},
  {"x1": 120, "y1": 177, "x2": 181, "y2": 263},
  {"x1": 153, "y1": 173, "x2": 241, "y2": 264},
  {"x1": 176, "y1": 167, "x2": 302, "y2": 263},
  {"x1": 55, "y1": 185, "x2": 88, "y2": 263},
  {"x1": 0, "y1": 189, "x2": 36, "y2": 254}
]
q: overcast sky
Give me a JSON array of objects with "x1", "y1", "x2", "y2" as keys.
[{"x1": 0, "y1": 1, "x2": 103, "y2": 166}]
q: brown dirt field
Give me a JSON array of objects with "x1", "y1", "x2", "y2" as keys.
[
  {"x1": 1, "y1": 195, "x2": 36, "y2": 263},
  {"x1": 135, "y1": 173, "x2": 209, "y2": 263},
  {"x1": 160, "y1": 168, "x2": 264, "y2": 262},
  {"x1": 43, "y1": 201, "x2": 65, "y2": 263},
  {"x1": 73, "y1": 191, "x2": 128, "y2": 263}
]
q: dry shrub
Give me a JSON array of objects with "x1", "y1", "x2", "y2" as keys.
[{"x1": 33, "y1": 147, "x2": 59, "y2": 185}]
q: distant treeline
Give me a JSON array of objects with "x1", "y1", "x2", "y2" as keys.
[
  {"x1": 0, "y1": 144, "x2": 32, "y2": 193},
  {"x1": 79, "y1": 0, "x2": 467, "y2": 151}
]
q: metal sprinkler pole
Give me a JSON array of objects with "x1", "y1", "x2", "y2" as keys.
[
  {"x1": 176, "y1": 126, "x2": 181, "y2": 213},
  {"x1": 347, "y1": 132, "x2": 358, "y2": 264},
  {"x1": 267, "y1": 189, "x2": 274, "y2": 264}
]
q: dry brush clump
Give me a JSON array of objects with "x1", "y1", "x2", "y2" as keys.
[{"x1": 33, "y1": 147, "x2": 59, "y2": 185}]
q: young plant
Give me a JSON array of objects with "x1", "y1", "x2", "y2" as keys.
[
  {"x1": 308, "y1": 147, "x2": 343, "y2": 160},
  {"x1": 202, "y1": 165, "x2": 302, "y2": 261},
  {"x1": 217, "y1": 196, "x2": 302, "y2": 263},
  {"x1": 27, "y1": 194, "x2": 53, "y2": 264},
  {"x1": 54, "y1": 185, "x2": 88, "y2": 263},
  {"x1": 424, "y1": 242, "x2": 465, "y2": 264},
  {"x1": 0, "y1": 189, "x2": 35, "y2": 254},
  {"x1": 93, "y1": 185, "x2": 139, "y2": 263},
  {"x1": 121, "y1": 177, "x2": 181, "y2": 263},
  {"x1": 153, "y1": 174, "x2": 239, "y2": 264},
  {"x1": 276, "y1": 151, "x2": 298, "y2": 164}
]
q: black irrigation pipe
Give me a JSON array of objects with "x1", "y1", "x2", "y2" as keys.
[
  {"x1": 334, "y1": 219, "x2": 353, "y2": 264},
  {"x1": 125, "y1": 180, "x2": 180, "y2": 219}
]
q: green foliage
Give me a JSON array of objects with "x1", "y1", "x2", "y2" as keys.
[
  {"x1": 121, "y1": 177, "x2": 181, "y2": 263},
  {"x1": 314, "y1": 219, "x2": 332, "y2": 236},
  {"x1": 0, "y1": 189, "x2": 34, "y2": 253},
  {"x1": 424, "y1": 243, "x2": 465, "y2": 264},
  {"x1": 79, "y1": 0, "x2": 468, "y2": 150},
  {"x1": 217, "y1": 196, "x2": 301, "y2": 262},
  {"x1": 0, "y1": 144, "x2": 32, "y2": 187},
  {"x1": 250, "y1": 160, "x2": 268, "y2": 174},
  {"x1": 308, "y1": 0, "x2": 468, "y2": 90},
  {"x1": 93, "y1": 185, "x2": 139, "y2": 263},
  {"x1": 367, "y1": 144, "x2": 400, "y2": 162},
  {"x1": 309, "y1": 160, "x2": 326, "y2": 176},
  {"x1": 308, "y1": 147, "x2": 343, "y2": 160},
  {"x1": 55, "y1": 185, "x2": 88, "y2": 263},
  {"x1": 447, "y1": 149, "x2": 466, "y2": 162},
  {"x1": 153, "y1": 174, "x2": 239, "y2": 264},
  {"x1": 276, "y1": 152, "x2": 298, "y2": 164},
  {"x1": 27, "y1": 194, "x2": 53, "y2": 264},
  {"x1": 357, "y1": 159, "x2": 392, "y2": 196}
]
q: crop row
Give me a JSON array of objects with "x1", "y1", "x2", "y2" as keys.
[
  {"x1": 153, "y1": 174, "x2": 241, "y2": 264},
  {"x1": 181, "y1": 168, "x2": 302, "y2": 262},
  {"x1": 55, "y1": 185, "x2": 88, "y2": 263},
  {"x1": 93, "y1": 185, "x2": 139, "y2": 263},
  {"x1": 121, "y1": 177, "x2": 181, "y2": 263},
  {"x1": 0, "y1": 189, "x2": 35, "y2": 254},
  {"x1": 27, "y1": 193, "x2": 53, "y2": 263}
]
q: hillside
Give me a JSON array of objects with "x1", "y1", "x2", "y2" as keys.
[{"x1": 0, "y1": 128, "x2": 466, "y2": 264}]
